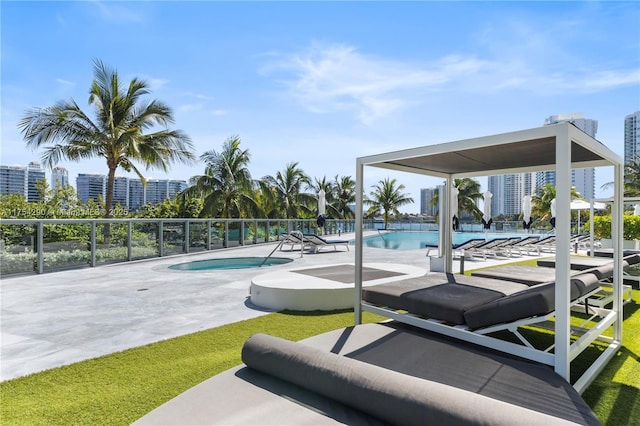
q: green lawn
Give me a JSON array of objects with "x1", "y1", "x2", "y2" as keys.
[{"x1": 1, "y1": 263, "x2": 639, "y2": 425}]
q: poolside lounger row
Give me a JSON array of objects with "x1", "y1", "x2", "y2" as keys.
[{"x1": 135, "y1": 323, "x2": 601, "y2": 425}]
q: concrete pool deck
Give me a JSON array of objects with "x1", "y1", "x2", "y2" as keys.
[{"x1": 0, "y1": 232, "x2": 547, "y2": 381}]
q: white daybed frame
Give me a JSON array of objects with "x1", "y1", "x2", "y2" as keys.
[{"x1": 354, "y1": 122, "x2": 625, "y2": 394}]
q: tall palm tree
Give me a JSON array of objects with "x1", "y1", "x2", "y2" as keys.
[
  {"x1": 262, "y1": 162, "x2": 315, "y2": 219},
  {"x1": 430, "y1": 178, "x2": 483, "y2": 220},
  {"x1": 183, "y1": 135, "x2": 259, "y2": 218},
  {"x1": 19, "y1": 59, "x2": 195, "y2": 219},
  {"x1": 333, "y1": 175, "x2": 356, "y2": 219},
  {"x1": 364, "y1": 177, "x2": 413, "y2": 229}
]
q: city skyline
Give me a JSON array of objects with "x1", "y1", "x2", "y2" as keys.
[{"x1": 2, "y1": 2, "x2": 638, "y2": 212}]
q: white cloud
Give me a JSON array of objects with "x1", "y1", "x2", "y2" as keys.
[
  {"x1": 56, "y1": 78, "x2": 76, "y2": 90},
  {"x1": 263, "y1": 44, "x2": 487, "y2": 124},
  {"x1": 90, "y1": 1, "x2": 146, "y2": 23}
]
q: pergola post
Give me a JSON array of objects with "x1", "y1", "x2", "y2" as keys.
[
  {"x1": 354, "y1": 159, "x2": 364, "y2": 325},
  {"x1": 554, "y1": 125, "x2": 572, "y2": 380}
]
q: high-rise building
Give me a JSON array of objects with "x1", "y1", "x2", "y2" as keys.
[
  {"x1": 76, "y1": 173, "x2": 106, "y2": 204},
  {"x1": 538, "y1": 113, "x2": 597, "y2": 200},
  {"x1": 145, "y1": 179, "x2": 187, "y2": 205},
  {"x1": 112, "y1": 176, "x2": 129, "y2": 208},
  {"x1": 624, "y1": 111, "x2": 640, "y2": 166},
  {"x1": 487, "y1": 173, "x2": 533, "y2": 216},
  {"x1": 0, "y1": 165, "x2": 28, "y2": 198},
  {"x1": 128, "y1": 179, "x2": 145, "y2": 211},
  {"x1": 26, "y1": 162, "x2": 46, "y2": 202},
  {"x1": 0, "y1": 162, "x2": 46, "y2": 202},
  {"x1": 51, "y1": 167, "x2": 69, "y2": 192},
  {"x1": 420, "y1": 188, "x2": 437, "y2": 217}
]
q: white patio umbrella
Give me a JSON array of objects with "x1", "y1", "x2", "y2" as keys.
[
  {"x1": 451, "y1": 185, "x2": 459, "y2": 231},
  {"x1": 550, "y1": 198, "x2": 556, "y2": 228},
  {"x1": 634, "y1": 204, "x2": 640, "y2": 216},
  {"x1": 522, "y1": 195, "x2": 532, "y2": 230},
  {"x1": 482, "y1": 191, "x2": 492, "y2": 231},
  {"x1": 570, "y1": 199, "x2": 606, "y2": 232}
]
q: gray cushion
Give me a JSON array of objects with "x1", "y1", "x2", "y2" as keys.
[
  {"x1": 242, "y1": 333, "x2": 581, "y2": 426},
  {"x1": 363, "y1": 273, "x2": 528, "y2": 325},
  {"x1": 464, "y1": 273, "x2": 601, "y2": 329}
]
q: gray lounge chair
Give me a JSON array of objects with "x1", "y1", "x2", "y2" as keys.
[{"x1": 303, "y1": 234, "x2": 350, "y2": 252}]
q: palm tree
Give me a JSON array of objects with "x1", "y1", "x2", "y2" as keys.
[
  {"x1": 183, "y1": 135, "x2": 259, "y2": 218},
  {"x1": 333, "y1": 175, "x2": 356, "y2": 219},
  {"x1": 602, "y1": 156, "x2": 640, "y2": 198},
  {"x1": 262, "y1": 162, "x2": 315, "y2": 219},
  {"x1": 19, "y1": 59, "x2": 195, "y2": 219},
  {"x1": 430, "y1": 178, "x2": 483, "y2": 220},
  {"x1": 364, "y1": 177, "x2": 413, "y2": 229},
  {"x1": 531, "y1": 183, "x2": 582, "y2": 224},
  {"x1": 309, "y1": 176, "x2": 340, "y2": 218}
]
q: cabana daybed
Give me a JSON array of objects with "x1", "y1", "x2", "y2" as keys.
[{"x1": 354, "y1": 122, "x2": 625, "y2": 393}]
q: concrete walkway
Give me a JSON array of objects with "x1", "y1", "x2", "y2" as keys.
[{"x1": 0, "y1": 233, "x2": 544, "y2": 381}]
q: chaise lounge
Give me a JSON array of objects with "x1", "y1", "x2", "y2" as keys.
[{"x1": 135, "y1": 323, "x2": 601, "y2": 425}]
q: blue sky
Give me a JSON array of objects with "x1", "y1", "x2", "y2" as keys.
[{"x1": 2, "y1": 1, "x2": 639, "y2": 213}]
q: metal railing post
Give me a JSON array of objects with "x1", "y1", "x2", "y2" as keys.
[
  {"x1": 90, "y1": 221, "x2": 96, "y2": 267},
  {"x1": 159, "y1": 221, "x2": 164, "y2": 257},
  {"x1": 185, "y1": 220, "x2": 190, "y2": 254},
  {"x1": 127, "y1": 221, "x2": 133, "y2": 261},
  {"x1": 36, "y1": 221, "x2": 44, "y2": 274},
  {"x1": 207, "y1": 220, "x2": 212, "y2": 250}
]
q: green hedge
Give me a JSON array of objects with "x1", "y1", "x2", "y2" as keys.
[{"x1": 588, "y1": 215, "x2": 640, "y2": 240}]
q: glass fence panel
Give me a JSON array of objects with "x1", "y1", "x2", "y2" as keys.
[
  {"x1": 243, "y1": 221, "x2": 256, "y2": 245},
  {"x1": 163, "y1": 222, "x2": 186, "y2": 256},
  {"x1": 189, "y1": 222, "x2": 207, "y2": 252},
  {"x1": 132, "y1": 221, "x2": 160, "y2": 259},
  {"x1": 43, "y1": 223, "x2": 91, "y2": 271},
  {"x1": 0, "y1": 224, "x2": 36, "y2": 275},
  {"x1": 225, "y1": 221, "x2": 241, "y2": 248},
  {"x1": 209, "y1": 222, "x2": 225, "y2": 249},
  {"x1": 95, "y1": 222, "x2": 129, "y2": 265}
]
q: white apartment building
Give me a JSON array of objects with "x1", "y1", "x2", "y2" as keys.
[
  {"x1": 624, "y1": 111, "x2": 640, "y2": 165},
  {"x1": 538, "y1": 113, "x2": 597, "y2": 200}
]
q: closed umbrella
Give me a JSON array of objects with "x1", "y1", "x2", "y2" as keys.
[
  {"x1": 482, "y1": 191, "x2": 492, "y2": 230},
  {"x1": 634, "y1": 204, "x2": 640, "y2": 216},
  {"x1": 316, "y1": 189, "x2": 326, "y2": 228},
  {"x1": 451, "y1": 185, "x2": 459, "y2": 231},
  {"x1": 550, "y1": 198, "x2": 556, "y2": 228},
  {"x1": 522, "y1": 195, "x2": 532, "y2": 229}
]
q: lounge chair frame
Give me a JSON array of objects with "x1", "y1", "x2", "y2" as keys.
[{"x1": 354, "y1": 122, "x2": 625, "y2": 394}]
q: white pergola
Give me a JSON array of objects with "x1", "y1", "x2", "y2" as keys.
[{"x1": 354, "y1": 122, "x2": 624, "y2": 392}]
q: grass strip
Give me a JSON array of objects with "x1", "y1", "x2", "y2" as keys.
[{"x1": 0, "y1": 311, "x2": 383, "y2": 425}]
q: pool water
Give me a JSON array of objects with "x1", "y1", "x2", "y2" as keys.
[
  {"x1": 169, "y1": 257, "x2": 293, "y2": 271},
  {"x1": 361, "y1": 231, "x2": 539, "y2": 251}
]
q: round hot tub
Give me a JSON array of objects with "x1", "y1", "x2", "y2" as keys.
[{"x1": 169, "y1": 257, "x2": 293, "y2": 271}]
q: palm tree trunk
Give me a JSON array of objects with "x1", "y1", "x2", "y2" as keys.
[{"x1": 102, "y1": 166, "x2": 116, "y2": 245}]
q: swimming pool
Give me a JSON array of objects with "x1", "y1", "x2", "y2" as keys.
[
  {"x1": 360, "y1": 231, "x2": 538, "y2": 251},
  {"x1": 169, "y1": 257, "x2": 294, "y2": 271}
]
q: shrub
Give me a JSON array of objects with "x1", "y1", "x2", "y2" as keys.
[{"x1": 588, "y1": 215, "x2": 640, "y2": 240}]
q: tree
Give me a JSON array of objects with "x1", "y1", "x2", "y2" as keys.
[
  {"x1": 333, "y1": 175, "x2": 356, "y2": 219},
  {"x1": 183, "y1": 135, "x2": 259, "y2": 218},
  {"x1": 262, "y1": 162, "x2": 315, "y2": 219},
  {"x1": 19, "y1": 59, "x2": 195, "y2": 219},
  {"x1": 364, "y1": 177, "x2": 413, "y2": 229},
  {"x1": 531, "y1": 183, "x2": 582, "y2": 225},
  {"x1": 309, "y1": 176, "x2": 339, "y2": 218},
  {"x1": 430, "y1": 178, "x2": 483, "y2": 220}
]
